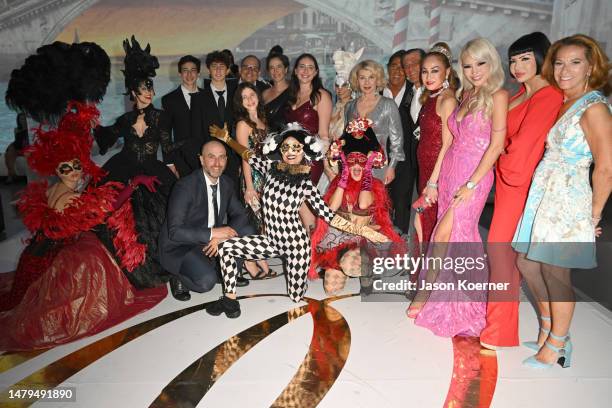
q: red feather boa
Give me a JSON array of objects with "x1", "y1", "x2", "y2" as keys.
[
  {"x1": 309, "y1": 175, "x2": 404, "y2": 279},
  {"x1": 17, "y1": 181, "x2": 145, "y2": 272}
]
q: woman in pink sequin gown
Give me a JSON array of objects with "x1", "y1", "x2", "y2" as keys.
[{"x1": 411, "y1": 39, "x2": 508, "y2": 337}]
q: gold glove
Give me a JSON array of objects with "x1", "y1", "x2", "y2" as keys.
[
  {"x1": 330, "y1": 215, "x2": 390, "y2": 243},
  {"x1": 209, "y1": 124, "x2": 253, "y2": 160},
  {"x1": 209, "y1": 124, "x2": 231, "y2": 144}
]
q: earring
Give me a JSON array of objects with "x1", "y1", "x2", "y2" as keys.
[
  {"x1": 442, "y1": 78, "x2": 450, "y2": 89},
  {"x1": 583, "y1": 74, "x2": 590, "y2": 93}
]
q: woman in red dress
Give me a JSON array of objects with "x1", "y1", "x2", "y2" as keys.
[
  {"x1": 480, "y1": 32, "x2": 563, "y2": 349},
  {"x1": 413, "y1": 43, "x2": 458, "y2": 251},
  {"x1": 0, "y1": 104, "x2": 165, "y2": 351}
]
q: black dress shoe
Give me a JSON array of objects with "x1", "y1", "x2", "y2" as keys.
[
  {"x1": 206, "y1": 296, "x2": 241, "y2": 318},
  {"x1": 236, "y1": 275, "x2": 250, "y2": 287},
  {"x1": 170, "y1": 276, "x2": 191, "y2": 301}
]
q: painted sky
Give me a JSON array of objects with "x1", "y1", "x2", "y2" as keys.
[{"x1": 55, "y1": 0, "x2": 304, "y2": 57}]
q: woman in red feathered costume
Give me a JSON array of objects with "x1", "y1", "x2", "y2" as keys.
[
  {"x1": 0, "y1": 104, "x2": 166, "y2": 351},
  {"x1": 310, "y1": 118, "x2": 405, "y2": 294}
]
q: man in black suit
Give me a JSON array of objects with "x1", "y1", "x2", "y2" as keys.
[
  {"x1": 385, "y1": 49, "x2": 424, "y2": 234},
  {"x1": 161, "y1": 55, "x2": 202, "y2": 177},
  {"x1": 190, "y1": 51, "x2": 240, "y2": 190},
  {"x1": 239, "y1": 55, "x2": 270, "y2": 94},
  {"x1": 159, "y1": 140, "x2": 255, "y2": 301}
]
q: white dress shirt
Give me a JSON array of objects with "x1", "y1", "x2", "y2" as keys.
[
  {"x1": 181, "y1": 85, "x2": 197, "y2": 109},
  {"x1": 203, "y1": 171, "x2": 221, "y2": 240},
  {"x1": 410, "y1": 85, "x2": 424, "y2": 123},
  {"x1": 211, "y1": 83, "x2": 227, "y2": 105},
  {"x1": 382, "y1": 82, "x2": 406, "y2": 108}
]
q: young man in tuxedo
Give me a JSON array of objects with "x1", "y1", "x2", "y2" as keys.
[
  {"x1": 190, "y1": 51, "x2": 241, "y2": 191},
  {"x1": 239, "y1": 55, "x2": 270, "y2": 93},
  {"x1": 161, "y1": 55, "x2": 202, "y2": 177},
  {"x1": 159, "y1": 140, "x2": 255, "y2": 301},
  {"x1": 385, "y1": 49, "x2": 424, "y2": 234}
]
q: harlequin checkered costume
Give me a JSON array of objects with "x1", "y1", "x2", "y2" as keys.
[
  {"x1": 219, "y1": 156, "x2": 336, "y2": 301},
  {"x1": 211, "y1": 123, "x2": 388, "y2": 305}
]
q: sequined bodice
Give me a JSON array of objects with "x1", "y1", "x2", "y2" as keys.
[{"x1": 418, "y1": 95, "x2": 443, "y2": 159}]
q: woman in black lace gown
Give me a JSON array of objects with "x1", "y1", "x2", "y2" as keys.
[{"x1": 95, "y1": 36, "x2": 181, "y2": 288}]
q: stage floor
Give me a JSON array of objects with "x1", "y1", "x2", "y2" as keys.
[{"x1": 1, "y1": 274, "x2": 611, "y2": 408}]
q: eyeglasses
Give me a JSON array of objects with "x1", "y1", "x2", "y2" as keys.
[
  {"x1": 57, "y1": 159, "x2": 82, "y2": 175},
  {"x1": 241, "y1": 65, "x2": 259, "y2": 72},
  {"x1": 280, "y1": 142, "x2": 304, "y2": 154}
]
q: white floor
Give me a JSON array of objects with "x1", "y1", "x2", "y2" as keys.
[{"x1": 1, "y1": 275, "x2": 611, "y2": 408}]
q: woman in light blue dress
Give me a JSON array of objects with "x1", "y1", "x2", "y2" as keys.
[{"x1": 512, "y1": 35, "x2": 612, "y2": 369}]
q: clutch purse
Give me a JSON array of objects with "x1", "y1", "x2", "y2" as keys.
[{"x1": 411, "y1": 196, "x2": 427, "y2": 213}]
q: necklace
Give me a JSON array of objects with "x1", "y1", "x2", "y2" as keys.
[{"x1": 430, "y1": 87, "x2": 444, "y2": 98}]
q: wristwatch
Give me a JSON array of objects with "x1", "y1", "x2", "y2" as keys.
[{"x1": 466, "y1": 181, "x2": 477, "y2": 190}]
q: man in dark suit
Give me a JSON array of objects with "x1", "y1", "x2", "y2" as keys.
[
  {"x1": 161, "y1": 55, "x2": 202, "y2": 177},
  {"x1": 190, "y1": 51, "x2": 240, "y2": 190},
  {"x1": 239, "y1": 54, "x2": 271, "y2": 93},
  {"x1": 385, "y1": 49, "x2": 424, "y2": 234},
  {"x1": 159, "y1": 140, "x2": 255, "y2": 300}
]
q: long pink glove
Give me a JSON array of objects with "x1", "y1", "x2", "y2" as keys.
[
  {"x1": 361, "y1": 152, "x2": 378, "y2": 191},
  {"x1": 337, "y1": 151, "x2": 350, "y2": 189}
]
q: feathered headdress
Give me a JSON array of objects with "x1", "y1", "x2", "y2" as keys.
[
  {"x1": 122, "y1": 35, "x2": 159, "y2": 98},
  {"x1": 262, "y1": 122, "x2": 325, "y2": 162},
  {"x1": 5, "y1": 41, "x2": 110, "y2": 124},
  {"x1": 25, "y1": 101, "x2": 105, "y2": 181}
]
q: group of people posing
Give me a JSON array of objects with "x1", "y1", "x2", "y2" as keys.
[{"x1": 1, "y1": 31, "x2": 610, "y2": 376}]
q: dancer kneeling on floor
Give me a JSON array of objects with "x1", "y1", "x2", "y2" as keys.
[
  {"x1": 206, "y1": 123, "x2": 389, "y2": 318},
  {"x1": 309, "y1": 118, "x2": 405, "y2": 294},
  {"x1": 159, "y1": 140, "x2": 257, "y2": 301}
]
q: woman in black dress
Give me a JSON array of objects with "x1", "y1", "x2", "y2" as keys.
[
  {"x1": 262, "y1": 46, "x2": 290, "y2": 132},
  {"x1": 95, "y1": 36, "x2": 182, "y2": 289}
]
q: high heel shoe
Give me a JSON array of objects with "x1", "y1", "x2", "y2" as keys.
[
  {"x1": 523, "y1": 332, "x2": 572, "y2": 369},
  {"x1": 523, "y1": 315, "x2": 551, "y2": 351}
]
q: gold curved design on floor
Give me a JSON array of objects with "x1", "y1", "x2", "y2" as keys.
[
  {"x1": 0, "y1": 294, "x2": 285, "y2": 407},
  {"x1": 150, "y1": 295, "x2": 354, "y2": 408},
  {"x1": 0, "y1": 350, "x2": 46, "y2": 375},
  {"x1": 443, "y1": 336, "x2": 498, "y2": 408}
]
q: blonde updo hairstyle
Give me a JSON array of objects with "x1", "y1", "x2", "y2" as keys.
[
  {"x1": 349, "y1": 60, "x2": 387, "y2": 94},
  {"x1": 457, "y1": 38, "x2": 505, "y2": 117}
]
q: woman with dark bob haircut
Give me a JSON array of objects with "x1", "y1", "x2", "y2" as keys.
[
  {"x1": 481, "y1": 32, "x2": 564, "y2": 350},
  {"x1": 513, "y1": 34, "x2": 612, "y2": 368}
]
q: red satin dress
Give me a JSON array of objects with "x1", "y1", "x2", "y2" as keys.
[
  {"x1": 285, "y1": 101, "x2": 324, "y2": 183},
  {"x1": 0, "y1": 181, "x2": 166, "y2": 351},
  {"x1": 415, "y1": 94, "x2": 443, "y2": 246},
  {"x1": 480, "y1": 85, "x2": 563, "y2": 347}
]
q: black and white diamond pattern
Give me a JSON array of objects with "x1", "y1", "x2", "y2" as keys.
[{"x1": 218, "y1": 157, "x2": 336, "y2": 302}]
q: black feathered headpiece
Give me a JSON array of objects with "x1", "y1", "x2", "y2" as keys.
[
  {"x1": 5, "y1": 41, "x2": 110, "y2": 124},
  {"x1": 122, "y1": 35, "x2": 159, "y2": 99}
]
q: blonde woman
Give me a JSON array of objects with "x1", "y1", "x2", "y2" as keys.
[
  {"x1": 344, "y1": 60, "x2": 404, "y2": 184},
  {"x1": 409, "y1": 38, "x2": 508, "y2": 338}
]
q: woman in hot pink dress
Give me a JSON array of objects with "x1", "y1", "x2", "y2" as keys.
[{"x1": 410, "y1": 39, "x2": 508, "y2": 337}]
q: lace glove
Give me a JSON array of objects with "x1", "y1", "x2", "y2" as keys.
[
  {"x1": 337, "y1": 151, "x2": 350, "y2": 189},
  {"x1": 362, "y1": 152, "x2": 380, "y2": 192},
  {"x1": 330, "y1": 215, "x2": 390, "y2": 243},
  {"x1": 209, "y1": 124, "x2": 253, "y2": 160}
]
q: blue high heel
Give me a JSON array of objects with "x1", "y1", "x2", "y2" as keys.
[
  {"x1": 523, "y1": 315, "x2": 551, "y2": 351},
  {"x1": 523, "y1": 332, "x2": 572, "y2": 369}
]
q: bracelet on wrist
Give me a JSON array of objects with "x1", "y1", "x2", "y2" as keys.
[{"x1": 426, "y1": 181, "x2": 438, "y2": 189}]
